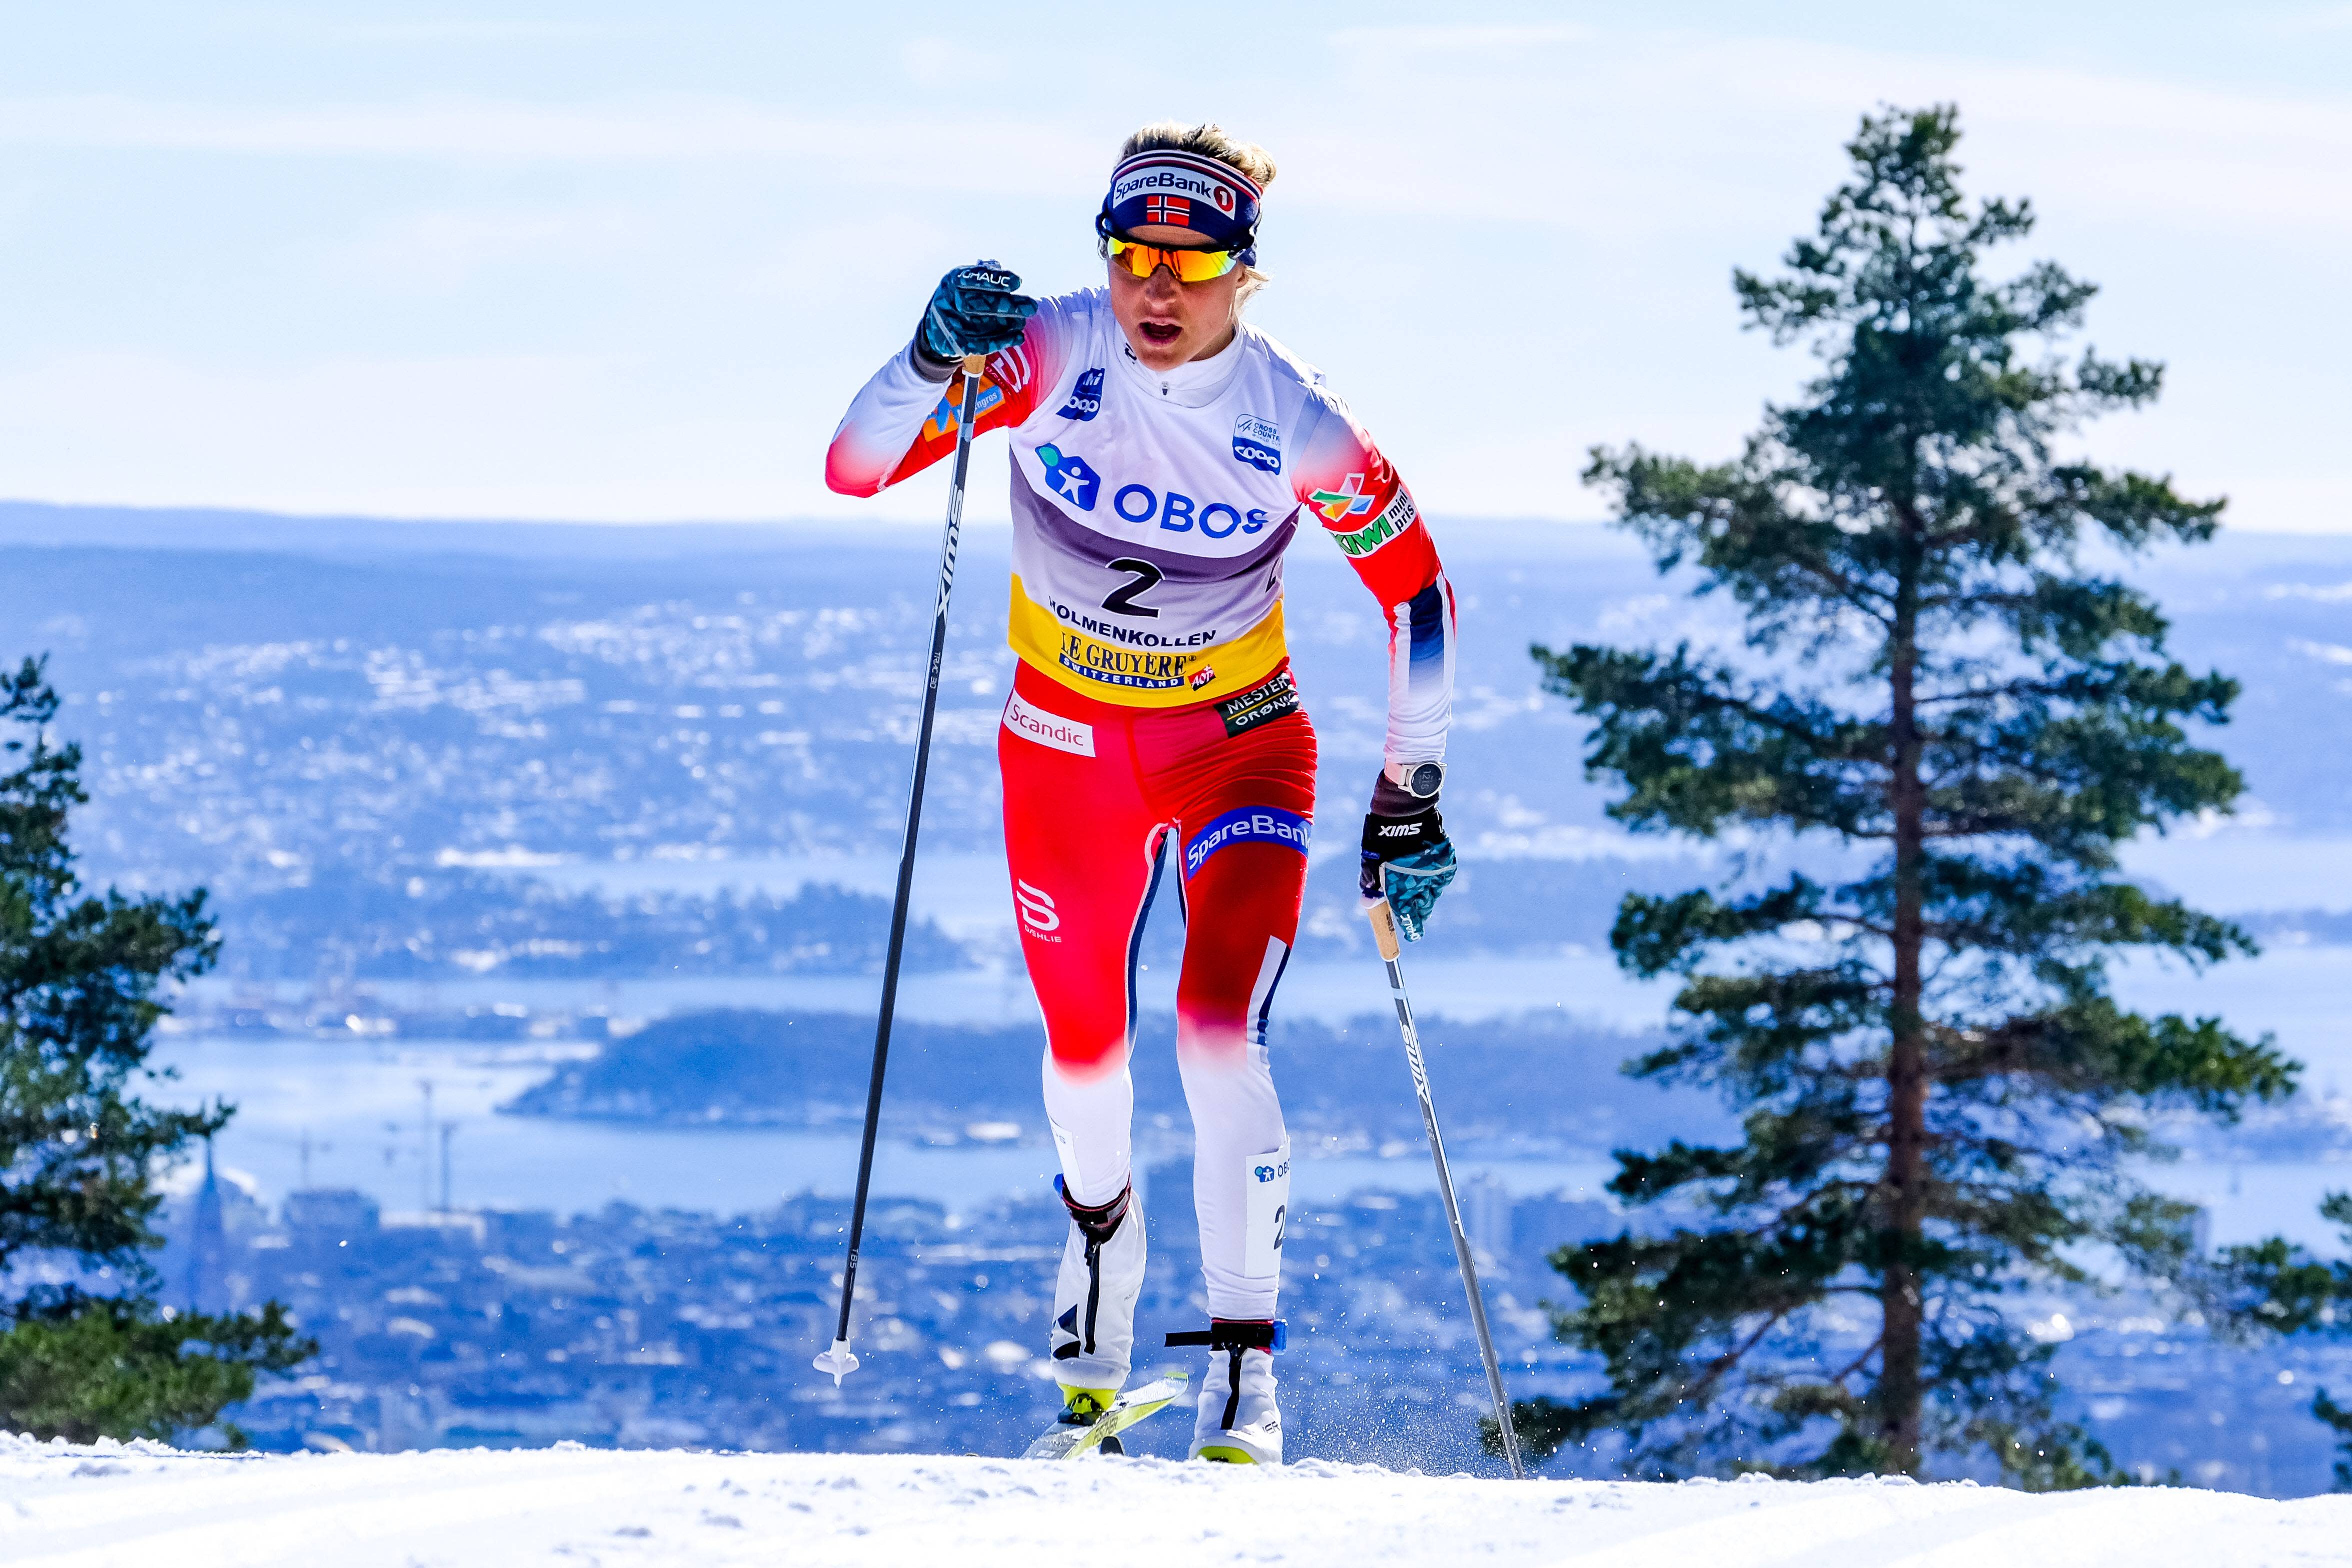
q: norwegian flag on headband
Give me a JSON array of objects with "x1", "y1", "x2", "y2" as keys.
[{"x1": 1099, "y1": 148, "x2": 1262, "y2": 259}]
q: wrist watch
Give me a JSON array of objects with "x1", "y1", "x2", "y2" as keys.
[{"x1": 1393, "y1": 760, "x2": 1444, "y2": 800}]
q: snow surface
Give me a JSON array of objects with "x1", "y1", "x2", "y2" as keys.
[{"x1": 4, "y1": 1436, "x2": 2350, "y2": 1567}]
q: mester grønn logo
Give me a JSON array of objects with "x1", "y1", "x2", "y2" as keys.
[
  {"x1": 1035, "y1": 445, "x2": 1100, "y2": 511},
  {"x1": 1057, "y1": 367, "x2": 1104, "y2": 421}
]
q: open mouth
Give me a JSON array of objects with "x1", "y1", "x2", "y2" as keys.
[{"x1": 1139, "y1": 321, "x2": 1181, "y2": 345}]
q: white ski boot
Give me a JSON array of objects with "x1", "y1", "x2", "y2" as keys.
[
  {"x1": 1171, "y1": 1319, "x2": 1284, "y2": 1464},
  {"x1": 1048, "y1": 1178, "x2": 1146, "y2": 1411}
]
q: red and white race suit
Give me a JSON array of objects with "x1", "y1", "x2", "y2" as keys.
[{"x1": 827, "y1": 289, "x2": 1454, "y2": 1319}]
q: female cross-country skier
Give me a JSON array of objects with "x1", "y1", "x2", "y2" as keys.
[{"x1": 825, "y1": 121, "x2": 1457, "y2": 1463}]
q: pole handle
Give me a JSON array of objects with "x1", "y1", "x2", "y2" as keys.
[
  {"x1": 1367, "y1": 897, "x2": 1401, "y2": 961},
  {"x1": 955, "y1": 354, "x2": 987, "y2": 426}
]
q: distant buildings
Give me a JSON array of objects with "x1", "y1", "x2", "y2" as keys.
[
  {"x1": 159, "y1": 1182, "x2": 1624, "y2": 1467},
  {"x1": 155, "y1": 1179, "x2": 2352, "y2": 1491}
]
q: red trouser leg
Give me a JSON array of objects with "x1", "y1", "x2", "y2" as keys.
[
  {"x1": 1000, "y1": 669, "x2": 1165, "y2": 1208},
  {"x1": 1003, "y1": 663, "x2": 1316, "y2": 1317},
  {"x1": 1148, "y1": 712, "x2": 1316, "y2": 1320}
]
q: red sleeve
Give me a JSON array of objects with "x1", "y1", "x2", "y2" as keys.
[
  {"x1": 877, "y1": 336, "x2": 1049, "y2": 488},
  {"x1": 824, "y1": 314, "x2": 1058, "y2": 497},
  {"x1": 1292, "y1": 401, "x2": 1454, "y2": 765}
]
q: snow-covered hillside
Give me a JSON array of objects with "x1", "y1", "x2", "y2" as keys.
[{"x1": 4, "y1": 1437, "x2": 2348, "y2": 1567}]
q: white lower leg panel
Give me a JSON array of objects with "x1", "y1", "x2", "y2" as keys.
[
  {"x1": 1182, "y1": 1047, "x2": 1289, "y2": 1319},
  {"x1": 1042, "y1": 1045, "x2": 1134, "y2": 1208}
]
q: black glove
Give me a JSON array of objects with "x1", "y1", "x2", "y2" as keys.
[
  {"x1": 917, "y1": 260, "x2": 1037, "y2": 365},
  {"x1": 1359, "y1": 772, "x2": 1456, "y2": 944}
]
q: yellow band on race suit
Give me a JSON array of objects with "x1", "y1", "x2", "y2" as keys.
[{"x1": 1008, "y1": 574, "x2": 1290, "y2": 708}]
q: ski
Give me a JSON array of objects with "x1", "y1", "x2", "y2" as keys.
[{"x1": 1021, "y1": 1374, "x2": 1188, "y2": 1460}]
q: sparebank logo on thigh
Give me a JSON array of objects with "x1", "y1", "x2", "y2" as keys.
[
  {"x1": 1184, "y1": 806, "x2": 1310, "y2": 878},
  {"x1": 1056, "y1": 367, "x2": 1104, "y2": 421},
  {"x1": 1002, "y1": 694, "x2": 1095, "y2": 756}
]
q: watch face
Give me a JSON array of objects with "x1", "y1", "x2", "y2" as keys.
[{"x1": 1408, "y1": 762, "x2": 1444, "y2": 798}]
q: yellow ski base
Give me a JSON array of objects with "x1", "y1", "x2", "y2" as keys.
[{"x1": 1193, "y1": 1445, "x2": 1257, "y2": 1465}]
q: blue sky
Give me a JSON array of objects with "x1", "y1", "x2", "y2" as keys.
[{"x1": 2, "y1": 2, "x2": 2347, "y2": 529}]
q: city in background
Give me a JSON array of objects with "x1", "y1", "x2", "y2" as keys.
[{"x1": 7, "y1": 502, "x2": 2352, "y2": 1489}]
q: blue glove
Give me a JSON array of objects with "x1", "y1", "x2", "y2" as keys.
[
  {"x1": 919, "y1": 260, "x2": 1037, "y2": 363},
  {"x1": 1360, "y1": 802, "x2": 1456, "y2": 943}
]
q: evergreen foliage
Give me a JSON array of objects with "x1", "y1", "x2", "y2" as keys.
[
  {"x1": 2221, "y1": 1192, "x2": 2352, "y2": 1489},
  {"x1": 0, "y1": 656, "x2": 311, "y2": 1442},
  {"x1": 0, "y1": 1290, "x2": 307, "y2": 1445},
  {"x1": 2318, "y1": 1384, "x2": 2352, "y2": 1493},
  {"x1": 1519, "y1": 106, "x2": 2295, "y2": 1484}
]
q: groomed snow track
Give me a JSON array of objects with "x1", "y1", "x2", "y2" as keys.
[{"x1": 4, "y1": 1437, "x2": 2348, "y2": 1566}]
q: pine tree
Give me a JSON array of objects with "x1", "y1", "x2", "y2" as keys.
[
  {"x1": 2222, "y1": 1193, "x2": 2352, "y2": 1489},
  {"x1": 0, "y1": 656, "x2": 311, "y2": 1443},
  {"x1": 1518, "y1": 105, "x2": 2296, "y2": 1484}
]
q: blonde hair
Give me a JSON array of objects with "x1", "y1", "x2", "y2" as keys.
[{"x1": 1111, "y1": 120, "x2": 1276, "y2": 306}]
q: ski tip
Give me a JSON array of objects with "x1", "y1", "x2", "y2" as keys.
[{"x1": 812, "y1": 1339, "x2": 860, "y2": 1386}]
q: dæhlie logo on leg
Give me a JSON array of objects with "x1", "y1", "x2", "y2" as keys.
[{"x1": 1016, "y1": 880, "x2": 1062, "y2": 941}]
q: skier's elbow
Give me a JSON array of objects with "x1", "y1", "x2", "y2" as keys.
[{"x1": 823, "y1": 449, "x2": 889, "y2": 499}]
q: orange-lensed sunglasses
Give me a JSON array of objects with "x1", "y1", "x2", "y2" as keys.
[{"x1": 1105, "y1": 234, "x2": 1247, "y2": 283}]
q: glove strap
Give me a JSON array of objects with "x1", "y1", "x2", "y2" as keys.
[
  {"x1": 1369, "y1": 770, "x2": 1433, "y2": 817},
  {"x1": 1362, "y1": 803, "x2": 1443, "y2": 858}
]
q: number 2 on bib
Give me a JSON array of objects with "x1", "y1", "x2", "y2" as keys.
[{"x1": 1101, "y1": 557, "x2": 1163, "y2": 619}]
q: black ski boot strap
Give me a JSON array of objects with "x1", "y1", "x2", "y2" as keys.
[
  {"x1": 1058, "y1": 1178, "x2": 1132, "y2": 1248},
  {"x1": 1164, "y1": 1319, "x2": 1284, "y2": 1353},
  {"x1": 1167, "y1": 1320, "x2": 1285, "y2": 1432},
  {"x1": 1054, "y1": 1179, "x2": 1133, "y2": 1360}
]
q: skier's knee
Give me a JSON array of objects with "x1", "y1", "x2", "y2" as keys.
[{"x1": 1044, "y1": 1032, "x2": 1128, "y2": 1080}]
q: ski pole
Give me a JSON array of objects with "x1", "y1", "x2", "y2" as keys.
[
  {"x1": 815, "y1": 351, "x2": 987, "y2": 1386},
  {"x1": 1366, "y1": 896, "x2": 1528, "y2": 1478}
]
